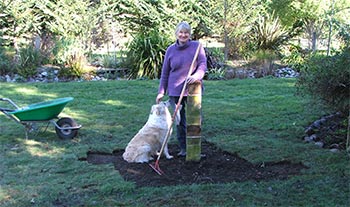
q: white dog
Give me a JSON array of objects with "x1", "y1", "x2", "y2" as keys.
[{"x1": 123, "y1": 101, "x2": 179, "y2": 163}]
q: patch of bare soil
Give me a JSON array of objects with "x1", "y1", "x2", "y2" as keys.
[{"x1": 80, "y1": 141, "x2": 306, "y2": 187}]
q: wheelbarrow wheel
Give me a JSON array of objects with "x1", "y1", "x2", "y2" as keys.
[{"x1": 55, "y1": 117, "x2": 78, "y2": 139}]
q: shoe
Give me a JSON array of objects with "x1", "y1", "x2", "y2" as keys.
[{"x1": 177, "y1": 149, "x2": 186, "y2": 156}]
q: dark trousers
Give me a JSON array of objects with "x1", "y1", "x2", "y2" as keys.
[{"x1": 169, "y1": 96, "x2": 187, "y2": 151}]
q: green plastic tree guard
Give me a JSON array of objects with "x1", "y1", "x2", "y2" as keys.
[{"x1": 186, "y1": 82, "x2": 202, "y2": 161}]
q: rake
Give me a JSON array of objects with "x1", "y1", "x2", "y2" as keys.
[{"x1": 149, "y1": 43, "x2": 201, "y2": 175}]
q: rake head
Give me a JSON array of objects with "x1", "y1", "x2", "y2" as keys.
[{"x1": 149, "y1": 160, "x2": 164, "y2": 175}]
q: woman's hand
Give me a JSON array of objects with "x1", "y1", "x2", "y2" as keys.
[
  {"x1": 156, "y1": 93, "x2": 164, "y2": 104},
  {"x1": 186, "y1": 75, "x2": 198, "y2": 84}
]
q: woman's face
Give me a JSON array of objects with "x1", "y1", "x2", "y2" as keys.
[{"x1": 176, "y1": 29, "x2": 190, "y2": 45}]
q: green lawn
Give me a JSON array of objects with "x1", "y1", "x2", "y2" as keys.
[{"x1": 0, "y1": 78, "x2": 349, "y2": 206}]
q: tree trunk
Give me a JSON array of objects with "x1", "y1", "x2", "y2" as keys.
[
  {"x1": 327, "y1": 0, "x2": 335, "y2": 56},
  {"x1": 312, "y1": 31, "x2": 317, "y2": 53},
  {"x1": 224, "y1": 0, "x2": 228, "y2": 62}
]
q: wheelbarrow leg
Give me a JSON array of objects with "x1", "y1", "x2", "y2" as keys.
[
  {"x1": 23, "y1": 122, "x2": 37, "y2": 140},
  {"x1": 24, "y1": 123, "x2": 31, "y2": 140}
]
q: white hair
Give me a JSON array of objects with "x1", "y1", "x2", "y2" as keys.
[{"x1": 175, "y1": 21, "x2": 191, "y2": 36}]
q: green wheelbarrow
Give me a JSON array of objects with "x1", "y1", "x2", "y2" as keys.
[{"x1": 0, "y1": 97, "x2": 82, "y2": 139}]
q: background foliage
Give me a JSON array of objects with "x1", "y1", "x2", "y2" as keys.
[
  {"x1": 296, "y1": 48, "x2": 350, "y2": 114},
  {"x1": 1, "y1": 0, "x2": 349, "y2": 69},
  {"x1": 0, "y1": 0, "x2": 349, "y2": 105}
]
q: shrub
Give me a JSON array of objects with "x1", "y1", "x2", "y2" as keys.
[
  {"x1": 296, "y1": 48, "x2": 350, "y2": 114},
  {"x1": 58, "y1": 51, "x2": 87, "y2": 79},
  {"x1": 100, "y1": 53, "x2": 120, "y2": 69},
  {"x1": 281, "y1": 44, "x2": 308, "y2": 72},
  {"x1": 0, "y1": 48, "x2": 13, "y2": 75},
  {"x1": 16, "y1": 45, "x2": 42, "y2": 78},
  {"x1": 249, "y1": 49, "x2": 278, "y2": 76},
  {"x1": 124, "y1": 30, "x2": 171, "y2": 79},
  {"x1": 205, "y1": 47, "x2": 224, "y2": 70},
  {"x1": 207, "y1": 67, "x2": 226, "y2": 80},
  {"x1": 52, "y1": 38, "x2": 87, "y2": 79},
  {"x1": 250, "y1": 13, "x2": 289, "y2": 51}
]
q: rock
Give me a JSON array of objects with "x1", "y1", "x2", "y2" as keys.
[
  {"x1": 304, "y1": 127, "x2": 315, "y2": 135},
  {"x1": 304, "y1": 136, "x2": 313, "y2": 142},
  {"x1": 274, "y1": 67, "x2": 299, "y2": 78},
  {"x1": 224, "y1": 69, "x2": 235, "y2": 79},
  {"x1": 309, "y1": 134, "x2": 318, "y2": 141},
  {"x1": 312, "y1": 120, "x2": 322, "y2": 128},
  {"x1": 41, "y1": 71, "x2": 48, "y2": 77},
  {"x1": 5, "y1": 75, "x2": 11, "y2": 82},
  {"x1": 314, "y1": 141, "x2": 324, "y2": 148},
  {"x1": 330, "y1": 148, "x2": 339, "y2": 153},
  {"x1": 329, "y1": 143, "x2": 339, "y2": 149},
  {"x1": 234, "y1": 69, "x2": 248, "y2": 79}
]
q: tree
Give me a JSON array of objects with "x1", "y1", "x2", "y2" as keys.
[
  {"x1": 269, "y1": 0, "x2": 350, "y2": 52},
  {"x1": 117, "y1": 0, "x2": 217, "y2": 78},
  {"x1": 0, "y1": 0, "x2": 42, "y2": 50},
  {"x1": 216, "y1": 0, "x2": 266, "y2": 58}
]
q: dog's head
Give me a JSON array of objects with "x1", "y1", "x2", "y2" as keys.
[{"x1": 150, "y1": 101, "x2": 171, "y2": 116}]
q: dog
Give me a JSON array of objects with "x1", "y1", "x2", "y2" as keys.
[{"x1": 123, "y1": 101, "x2": 179, "y2": 163}]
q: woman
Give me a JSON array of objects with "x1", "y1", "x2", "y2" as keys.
[{"x1": 156, "y1": 21, "x2": 207, "y2": 156}]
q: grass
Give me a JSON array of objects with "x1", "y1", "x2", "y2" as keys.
[{"x1": 0, "y1": 78, "x2": 349, "y2": 206}]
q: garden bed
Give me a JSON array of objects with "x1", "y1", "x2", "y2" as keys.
[{"x1": 81, "y1": 141, "x2": 307, "y2": 187}]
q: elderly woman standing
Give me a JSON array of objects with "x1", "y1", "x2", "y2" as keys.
[{"x1": 156, "y1": 21, "x2": 207, "y2": 156}]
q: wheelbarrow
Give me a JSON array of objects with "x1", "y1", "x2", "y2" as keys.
[{"x1": 0, "y1": 97, "x2": 81, "y2": 139}]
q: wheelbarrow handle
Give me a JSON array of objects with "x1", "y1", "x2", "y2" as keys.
[{"x1": 0, "y1": 98, "x2": 20, "y2": 109}]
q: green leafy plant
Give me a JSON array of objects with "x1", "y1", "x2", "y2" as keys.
[
  {"x1": 124, "y1": 30, "x2": 171, "y2": 79},
  {"x1": 251, "y1": 13, "x2": 289, "y2": 51},
  {"x1": 15, "y1": 45, "x2": 42, "y2": 78},
  {"x1": 58, "y1": 52, "x2": 87, "y2": 79},
  {"x1": 205, "y1": 47, "x2": 225, "y2": 69},
  {"x1": 52, "y1": 38, "x2": 87, "y2": 79},
  {"x1": 100, "y1": 53, "x2": 120, "y2": 69},
  {"x1": 296, "y1": 48, "x2": 350, "y2": 114},
  {"x1": 207, "y1": 67, "x2": 226, "y2": 80},
  {"x1": 281, "y1": 44, "x2": 308, "y2": 72},
  {"x1": 249, "y1": 49, "x2": 278, "y2": 76},
  {"x1": 0, "y1": 46, "x2": 13, "y2": 75}
]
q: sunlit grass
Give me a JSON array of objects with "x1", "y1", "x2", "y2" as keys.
[
  {"x1": 0, "y1": 79, "x2": 348, "y2": 207},
  {"x1": 23, "y1": 140, "x2": 66, "y2": 158}
]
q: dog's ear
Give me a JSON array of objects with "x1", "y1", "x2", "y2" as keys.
[
  {"x1": 164, "y1": 100, "x2": 171, "y2": 107},
  {"x1": 151, "y1": 105, "x2": 160, "y2": 115},
  {"x1": 153, "y1": 105, "x2": 161, "y2": 116}
]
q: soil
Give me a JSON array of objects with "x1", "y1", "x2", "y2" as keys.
[{"x1": 80, "y1": 141, "x2": 307, "y2": 187}]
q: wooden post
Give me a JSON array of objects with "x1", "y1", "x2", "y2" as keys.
[{"x1": 186, "y1": 82, "x2": 202, "y2": 161}]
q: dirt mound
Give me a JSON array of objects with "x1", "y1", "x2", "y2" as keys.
[{"x1": 81, "y1": 141, "x2": 306, "y2": 187}]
